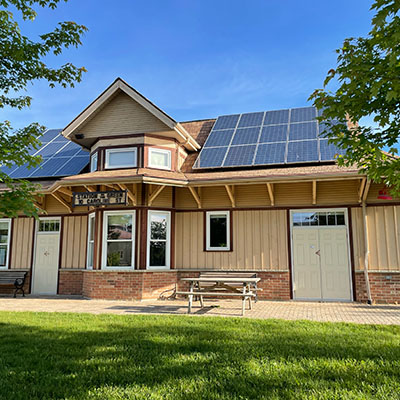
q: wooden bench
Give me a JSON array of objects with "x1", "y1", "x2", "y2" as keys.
[
  {"x1": 177, "y1": 272, "x2": 261, "y2": 316},
  {"x1": 0, "y1": 271, "x2": 28, "y2": 298}
]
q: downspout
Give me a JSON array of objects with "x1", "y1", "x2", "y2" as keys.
[{"x1": 361, "y1": 201, "x2": 373, "y2": 304}]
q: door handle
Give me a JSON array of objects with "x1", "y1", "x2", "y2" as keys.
[{"x1": 315, "y1": 250, "x2": 320, "y2": 256}]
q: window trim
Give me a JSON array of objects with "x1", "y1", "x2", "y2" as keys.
[
  {"x1": 37, "y1": 217, "x2": 61, "y2": 234},
  {"x1": 148, "y1": 147, "x2": 172, "y2": 170},
  {"x1": 90, "y1": 152, "x2": 98, "y2": 172},
  {"x1": 206, "y1": 211, "x2": 230, "y2": 251},
  {"x1": 104, "y1": 147, "x2": 137, "y2": 169},
  {"x1": 0, "y1": 218, "x2": 11, "y2": 269},
  {"x1": 102, "y1": 210, "x2": 135, "y2": 270},
  {"x1": 147, "y1": 210, "x2": 171, "y2": 270},
  {"x1": 87, "y1": 213, "x2": 95, "y2": 269}
]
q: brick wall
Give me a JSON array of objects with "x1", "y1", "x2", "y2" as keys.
[
  {"x1": 355, "y1": 272, "x2": 400, "y2": 303},
  {"x1": 58, "y1": 270, "x2": 84, "y2": 295}
]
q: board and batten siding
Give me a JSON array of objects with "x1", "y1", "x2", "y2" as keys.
[
  {"x1": 175, "y1": 210, "x2": 288, "y2": 270},
  {"x1": 352, "y1": 206, "x2": 400, "y2": 271},
  {"x1": 10, "y1": 217, "x2": 34, "y2": 269},
  {"x1": 61, "y1": 215, "x2": 88, "y2": 269}
]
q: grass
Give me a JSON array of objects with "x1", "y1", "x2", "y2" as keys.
[{"x1": 0, "y1": 312, "x2": 399, "y2": 399}]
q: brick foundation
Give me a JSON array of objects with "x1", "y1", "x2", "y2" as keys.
[
  {"x1": 355, "y1": 272, "x2": 400, "y2": 304},
  {"x1": 58, "y1": 270, "x2": 84, "y2": 295}
]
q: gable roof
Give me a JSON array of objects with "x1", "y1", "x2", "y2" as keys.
[{"x1": 62, "y1": 78, "x2": 200, "y2": 151}]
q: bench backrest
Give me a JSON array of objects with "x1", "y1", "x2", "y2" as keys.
[{"x1": 0, "y1": 271, "x2": 27, "y2": 284}]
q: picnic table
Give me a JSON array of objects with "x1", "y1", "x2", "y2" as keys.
[{"x1": 177, "y1": 272, "x2": 261, "y2": 316}]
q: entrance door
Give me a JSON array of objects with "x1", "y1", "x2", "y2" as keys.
[
  {"x1": 291, "y1": 210, "x2": 352, "y2": 301},
  {"x1": 32, "y1": 218, "x2": 61, "y2": 295}
]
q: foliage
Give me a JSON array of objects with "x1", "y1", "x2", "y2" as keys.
[
  {"x1": 0, "y1": 0, "x2": 86, "y2": 217},
  {"x1": 309, "y1": 0, "x2": 400, "y2": 195},
  {"x1": 0, "y1": 311, "x2": 399, "y2": 399}
]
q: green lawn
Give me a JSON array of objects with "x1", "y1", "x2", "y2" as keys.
[{"x1": 0, "y1": 312, "x2": 399, "y2": 399}]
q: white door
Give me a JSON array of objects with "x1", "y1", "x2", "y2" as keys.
[
  {"x1": 291, "y1": 210, "x2": 352, "y2": 301},
  {"x1": 32, "y1": 218, "x2": 61, "y2": 295}
]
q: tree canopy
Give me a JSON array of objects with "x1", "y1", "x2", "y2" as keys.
[
  {"x1": 0, "y1": 0, "x2": 86, "y2": 217},
  {"x1": 310, "y1": 0, "x2": 400, "y2": 195}
]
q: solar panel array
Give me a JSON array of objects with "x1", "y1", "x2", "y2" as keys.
[
  {"x1": 1, "y1": 129, "x2": 90, "y2": 179},
  {"x1": 193, "y1": 106, "x2": 345, "y2": 169}
]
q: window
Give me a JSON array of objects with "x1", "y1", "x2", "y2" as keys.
[
  {"x1": 0, "y1": 219, "x2": 11, "y2": 269},
  {"x1": 292, "y1": 211, "x2": 346, "y2": 227},
  {"x1": 87, "y1": 213, "x2": 95, "y2": 269},
  {"x1": 105, "y1": 147, "x2": 137, "y2": 169},
  {"x1": 90, "y1": 152, "x2": 98, "y2": 172},
  {"x1": 147, "y1": 211, "x2": 170, "y2": 269},
  {"x1": 102, "y1": 211, "x2": 135, "y2": 269},
  {"x1": 149, "y1": 148, "x2": 171, "y2": 170},
  {"x1": 206, "y1": 211, "x2": 230, "y2": 251},
  {"x1": 38, "y1": 219, "x2": 60, "y2": 233}
]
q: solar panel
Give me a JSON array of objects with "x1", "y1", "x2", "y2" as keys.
[
  {"x1": 194, "y1": 106, "x2": 344, "y2": 169},
  {"x1": 4, "y1": 129, "x2": 89, "y2": 179},
  {"x1": 224, "y1": 145, "x2": 257, "y2": 167},
  {"x1": 231, "y1": 127, "x2": 260, "y2": 145},
  {"x1": 238, "y1": 112, "x2": 264, "y2": 128}
]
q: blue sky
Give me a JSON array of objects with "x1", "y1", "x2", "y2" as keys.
[{"x1": 4, "y1": 0, "x2": 375, "y2": 129}]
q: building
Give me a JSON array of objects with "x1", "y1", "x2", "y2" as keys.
[{"x1": 1, "y1": 78, "x2": 399, "y2": 303}]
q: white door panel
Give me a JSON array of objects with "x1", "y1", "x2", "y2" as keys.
[{"x1": 32, "y1": 233, "x2": 60, "y2": 295}]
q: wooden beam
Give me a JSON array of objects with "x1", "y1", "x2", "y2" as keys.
[
  {"x1": 188, "y1": 187, "x2": 201, "y2": 208},
  {"x1": 358, "y1": 178, "x2": 367, "y2": 203},
  {"x1": 312, "y1": 181, "x2": 317, "y2": 205},
  {"x1": 148, "y1": 185, "x2": 166, "y2": 206},
  {"x1": 51, "y1": 193, "x2": 72, "y2": 213},
  {"x1": 56, "y1": 187, "x2": 73, "y2": 197},
  {"x1": 266, "y1": 183, "x2": 274, "y2": 206},
  {"x1": 225, "y1": 185, "x2": 235, "y2": 208},
  {"x1": 117, "y1": 183, "x2": 136, "y2": 205},
  {"x1": 362, "y1": 179, "x2": 371, "y2": 202},
  {"x1": 84, "y1": 185, "x2": 96, "y2": 192}
]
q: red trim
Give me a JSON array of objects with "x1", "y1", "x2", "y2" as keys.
[
  {"x1": 139, "y1": 208, "x2": 148, "y2": 269},
  {"x1": 170, "y1": 210, "x2": 175, "y2": 269},
  {"x1": 56, "y1": 216, "x2": 64, "y2": 294},
  {"x1": 135, "y1": 210, "x2": 139, "y2": 269},
  {"x1": 7, "y1": 219, "x2": 15, "y2": 269},
  {"x1": 93, "y1": 209, "x2": 101, "y2": 270}
]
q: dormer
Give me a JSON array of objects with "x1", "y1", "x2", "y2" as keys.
[{"x1": 62, "y1": 78, "x2": 199, "y2": 173}]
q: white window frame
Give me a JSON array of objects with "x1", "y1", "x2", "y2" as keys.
[
  {"x1": 90, "y1": 152, "x2": 98, "y2": 172},
  {"x1": 37, "y1": 217, "x2": 61, "y2": 234},
  {"x1": 87, "y1": 213, "x2": 95, "y2": 269},
  {"x1": 148, "y1": 148, "x2": 172, "y2": 170},
  {"x1": 206, "y1": 211, "x2": 230, "y2": 251},
  {"x1": 0, "y1": 218, "x2": 12, "y2": 269},
  {"x1": 105, "y1": 147, "x2": 137, "y2": 169},
  {"x1": 147, "y1": 210, "x2": 171, "y2": 270},
  {"x1": 102, "y1": 210, "x2": 135, "y2": 270}
]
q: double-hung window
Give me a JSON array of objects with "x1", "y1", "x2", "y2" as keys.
[
  {"x1": 90, "y1": 152, "x2": 98, "y2": 172},
  {"x1": 206, "y1": 211, "x2": 230, "y2": 251},
  {"x1": 147, "y1": 211, "x2": 170, "y2": 269},
  {"x1": 87, "y1": 213, "x2": 95, "y2": 269},
  {"x1": 105, "y1": 147, "x2": 137, "y2": 169},
  {"x1": 102, "y1": 211, "x2": 135, "y2": 269},
  {"x1": 148, "y1": 148, "x2": 171, "y2": 170},
  {"x1": 0, "y1": 219, "x2": 11, "y2": 269}
]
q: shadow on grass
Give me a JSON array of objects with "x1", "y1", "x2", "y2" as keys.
[{"x1": 0, "y1": 313, "x2": 399, "y2": 399}]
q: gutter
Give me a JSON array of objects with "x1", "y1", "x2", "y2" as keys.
[{"x1": 362, "y1": 200, "x2": 373, "y2": 305}]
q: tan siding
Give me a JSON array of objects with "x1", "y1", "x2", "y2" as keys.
[
  {"x1": 175, "y1": 210, "x2": 288, "y2": 270},
  {"x1": 317, "y1": 179, "x2": 359, "y2": 205},
  {"x1": 366, "y1": 183, "x2": 400, "y2": 204},
  {"x1": 150, "y1": 185, "x2": 173, "y2": 208},
  {"x1": 275, "y1": 182, "x2": 312, "y2": 206},
  {"x1": 235, "y1": 184, "x2": 270, "y2": 207},
  {"x1": 352, "y1": 206, "x2": 400, "y2": 272},
  {"x1": 175, "y1": 187, "x2": 198, "y2": 209},
  {"x1": 201, "y1": 186, "x2": 231, "y2": 208},
  {"x1": 79, "y1": 92, "x2": 169, "y2": 139},
  {"x1": 10, "y1": 218, "x2": 34, "y2": 269},
  {"x1": 61, "y1": 215, "x2": 88, "y2": 269}
]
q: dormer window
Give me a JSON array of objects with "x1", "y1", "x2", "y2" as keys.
[
  {"x1": 105, "y1": 147, "x2": 137, "y2": 169},
  {"x1": 90, "y1": 152, "x2": 98, "y2": 172},
  {"x1": 148, "y1": 148, "x2": 171, "y2": 170}
]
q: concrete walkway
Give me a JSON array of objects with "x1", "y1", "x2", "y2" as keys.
[{"x1": 0, "y1": 296, "x2": 399, "y2": 324}]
